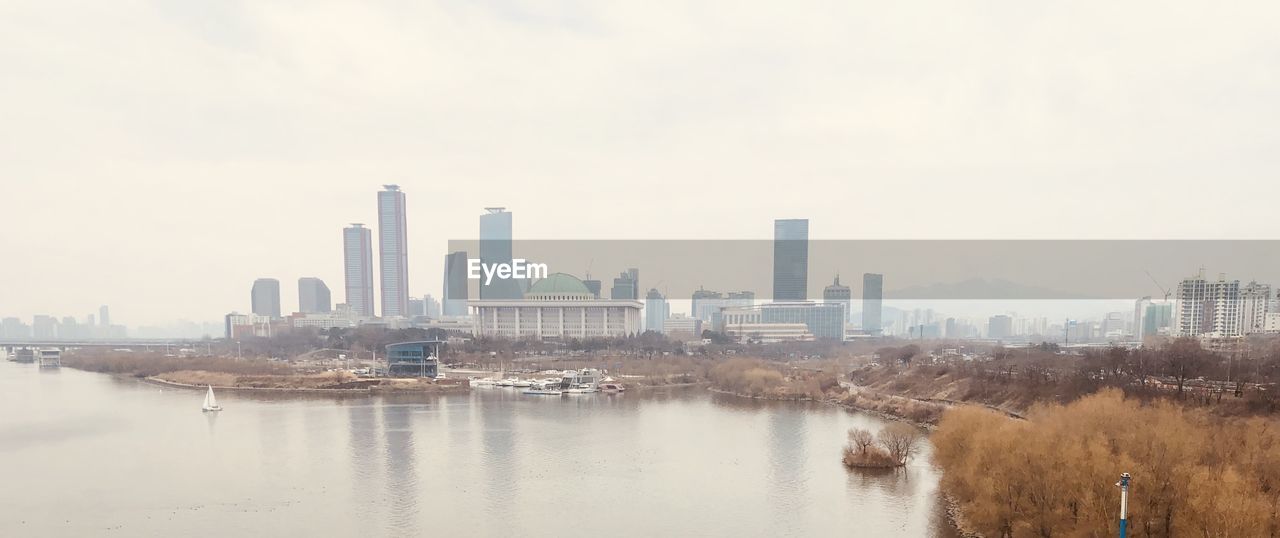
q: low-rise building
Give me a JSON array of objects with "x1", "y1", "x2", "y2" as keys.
[
  {"x1": 386, "y1": 340, "x2": 440, "y2": 378},
  {"x1": 469, "y1": 273, "x2": 643, "y2": 340},
  {"x1": 662, "y1": 314, "x2": 703, "y2": 340}
]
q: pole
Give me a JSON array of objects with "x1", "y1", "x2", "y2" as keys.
[{"x1": 1117, "y1": 472, "x2": 1131, "y2": 538}]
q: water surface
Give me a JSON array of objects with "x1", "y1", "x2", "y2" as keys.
[{"x1": 0, "y1": 361, "x2": 957, "y2": 537}]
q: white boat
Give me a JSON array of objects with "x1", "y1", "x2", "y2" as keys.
[
  {"x1": 523, "y1": 382, "x2": 564, "y2": 396},
  {"x1": 201, "y1": 385, "x2": 222, "y2": 412},
  {"x1": 470, "y1": 377, "x2": 498, "y2": 387},
  {"x1": 599, "y1": 383, "x2": 625, "y2": 392},
  {"x1": 565, "y1": 384, "x2": 598, "y2": 394},
  {"x1": 513, "y1": 379, "x2": 532, "y2": 388},
  {"x1": 496, "y1": 378, "x2": 516, "y2": 387},
  {"x1": 558, "y1": 369, "x2": 603, "y2": 392}
]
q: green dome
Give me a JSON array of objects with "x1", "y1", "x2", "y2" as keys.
[{"x1": 527, "y1": 273, "x2": 591, "y2": 295}]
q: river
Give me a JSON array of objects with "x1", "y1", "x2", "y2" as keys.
[{"x1": 0, "y1": 360, "x2": 958, "y2": 537}]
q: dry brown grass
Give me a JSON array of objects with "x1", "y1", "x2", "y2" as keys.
[{"x1": 933, "y1": 389, "x2": 1280, "y2": 537}]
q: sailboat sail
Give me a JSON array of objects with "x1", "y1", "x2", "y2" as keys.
[{"x1": 203, "y1": 385, "x2": 219, "y2": 410}]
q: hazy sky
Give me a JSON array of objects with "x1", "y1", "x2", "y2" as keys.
[{"x1": 2, "y1": 1, "x2": 1279, "y2": 325}]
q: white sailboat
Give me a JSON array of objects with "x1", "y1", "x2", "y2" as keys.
[{"x1": 202, "y1": 385, "x2": 222, "y2": 412}]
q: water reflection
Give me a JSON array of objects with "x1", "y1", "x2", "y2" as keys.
[
  {"x1": 766, "y1": 407, "x2": 808, "y2": 536},
  {"x1": 382, "y1": 402, "x2": 417, "y2": 536}
]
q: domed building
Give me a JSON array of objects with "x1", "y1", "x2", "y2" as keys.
[{"x1": 469, "y1": 273, "x2": 643, "y2": 339}]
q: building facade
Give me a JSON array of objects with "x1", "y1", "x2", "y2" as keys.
[
  {"x1": 298, "y1": 277, "x2": 332, "y2": 314},
  {"x1": 343, "y1": 223, "x2": 375, "y2": 317},
  {"x1": 386, "y1": 340, "x2": 441, "y2": 378},
  {"x1": 823, "y1": 275, "x2": 852, "y2": 321},
  {"x1": 378, "y1": 185, "x2": 409, "y2": 318},
  {"x1": 610, "y1": 268, "x2": 640, "y2": 300},
  {"x1": 862, "y1": 273, "x2": 883, "y2": 334},
  {"x1": 442, "y1": 251, "x2": 469, "y2": 316},
  {"x1": 662, "y1": 314, "x2": 702, "y2": 339},
  {"x1": 644, "y1": 288, "x2": 668, "y2": 334},
  {"x1": 470, "y1": 273, "x2": 643, "y2": 339},
  {"x1": 1176, "y1": 272, "x2": 1242, "y2": 337},
  {"x1": 1242, "y1": 281, "x2": 1272, "y2": 334},
  {"x1": 479, "y1": 208, "x2": 522, "y2": 300},
  {"x1": 772, "y1": 219, "x2": 809, "y2": 301},
  {"x1": 251, "y1": 278, "x2": 281, "y2": 319}
]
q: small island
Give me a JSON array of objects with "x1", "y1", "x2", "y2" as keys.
[{"x1": 842, "y1": 422, "x2": 924, "y2": 469}]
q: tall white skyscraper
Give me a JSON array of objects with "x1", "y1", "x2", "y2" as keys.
[
  {"x1": 343, "y1": 223, "x2": 375, "y2": 317},
  {"x1": 378, "y1": 185, "x2": 409, "y2": 318}
]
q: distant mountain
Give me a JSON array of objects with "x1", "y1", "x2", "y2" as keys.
[{"x1": 885, "y1": 278, "x2": 1087, "y2": 300}]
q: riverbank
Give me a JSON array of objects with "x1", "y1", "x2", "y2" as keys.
[{"x1": 63, "y1": 352, "x2": 469, "y2": 394}]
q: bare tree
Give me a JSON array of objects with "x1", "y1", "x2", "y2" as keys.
[
  {"x1": 877, "y1": 422, "x2": 924, "y2": 465},
  {"x1": 847, "y1": 428, "x2": 875, "y2": 455},
  {"x1": 1164, "y1": 338, "x2": 1211, "y2": 397}
]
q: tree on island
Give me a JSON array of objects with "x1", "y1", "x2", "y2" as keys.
[{"x1": 843, "y1": 422, "x2": 924, "y2": 469}]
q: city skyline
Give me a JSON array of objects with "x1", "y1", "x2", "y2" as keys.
[{"x1": 5, "y1": 2, "x2": 1280, "y2": 325}]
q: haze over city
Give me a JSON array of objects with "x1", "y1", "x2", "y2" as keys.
[{"x1": 4, "y1": 1, "x2": 1280, "y2": 327}]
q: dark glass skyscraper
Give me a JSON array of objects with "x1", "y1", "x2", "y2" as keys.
[
  {"x1": 442, "y1": 250, "x2": 469, "y2": 316},
  {"x1": 862, "y1": 273, "x2": 883, "y2": 334},
  {"x1": 611, "y1": 268, "x2": 639, "y2": 300},
  {"x1": 772, "y1": 219, "x2": 809, "y2": 301},
  {"x1": 251, "y1": 278, "x2": 281, "y2": 319},
  {"x1": 378, "y1": 185, "x2": 409, "y2": 318},
  {"x1": 298, "y1": 277, "x2": 332, "y2": 313},
  {"x1": 343, "y1": 223, "x2": 375, "y2": 317}
]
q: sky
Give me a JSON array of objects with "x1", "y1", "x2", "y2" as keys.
[{"x1": 2, "y1": 1, "x2": 1279, "y2": 326}]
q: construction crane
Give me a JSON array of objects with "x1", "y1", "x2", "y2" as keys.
[{"x1": 1144, "y1": 270, "x2": 1172, "y2": 303}]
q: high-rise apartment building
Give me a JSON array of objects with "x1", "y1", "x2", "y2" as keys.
[
  {"x1": 1242, "y1": 281, "x2": 1272, "y2": 334},
  {"x1": 1175, "y1": 271, "x2": 1242, "y2": 337},
  {"x1": 343, "y1": 223, "x2": 375, "y2": 317},
  {"x1": 378, "y1": 185, "x2": 409, "y2": 318},
  {"x1": 772, "y1": 219, "x2": 809, "y2": 301}
]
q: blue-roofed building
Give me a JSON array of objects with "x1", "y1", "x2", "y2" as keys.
[{"x1": 386, "y1": 340, "x2": 442, "y2": 378}]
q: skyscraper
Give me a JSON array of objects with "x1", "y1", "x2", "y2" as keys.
[
  {"x1": 645, "y1": 288, "x2": 668, "y2": 334},
  {"x1": 823, "y1": 275, "x2": 852, "y2": 321},
  {"x1": 442, "y1": 251, "x2": 469, "y2": 316},
  {"x1": 1175, "y1": 271, "x2": 1242, "y2": 337},
  {"x1": 343, "y1": 223, "x2": 375, "y2": 317},
  {"x1": 424, "y1": 294, "x2": 441, "y2": 318},
  {"x1": 298, "y1": 277, "x2": 332, "y2": 313},
  {"x1": 772, "y1": 219, "x2": 809, "y2": 301},
  {"x1": 611, "y1": 268, "x2": 639, "y2": 300},
  {"x1": 98, "y1": 305, "x2": 110, "y2": 326},
  {"x1": 378, "y1": 185, "x2": 409, "y2": 318},
  {"x1": 479, "y1": 208, "x2": 522, "y2": 299},
  {"x1": 251, "y1": 278, "x2": 282, "y2": 319},
  {"x1": 1242, "y1": 281, "x2": 1272, "y2": 334},
  {"x1": 862, "y1": 273, "x2": 883, "y2": 334}
]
